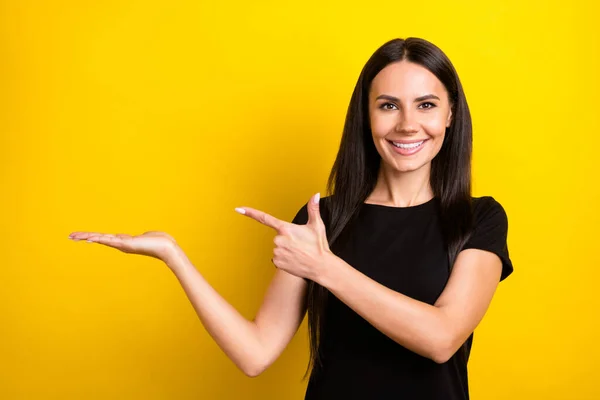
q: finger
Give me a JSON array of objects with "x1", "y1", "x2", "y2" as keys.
[
  {"x1": 235, "y1": 207, "x2": 287, "y2": 232},
  {"x1": 69, "y1": 232, "x2": 113, "y2": 241},
  {"x1": 85, "y1": 234, "x2": 117, "y2": 242},
  {"x1": 69, "y1": 231, "x2": 94, "y2": 240},
  {"x1": 86, "y1": 235, "x2": 127, "y2": 250},
  {"x1": 306, "y1": 193, "x2": 324, "y2": 227}
]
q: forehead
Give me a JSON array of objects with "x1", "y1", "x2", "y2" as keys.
[{"x1": 369, "y1": 61, "x2": 448, "y2": 99}]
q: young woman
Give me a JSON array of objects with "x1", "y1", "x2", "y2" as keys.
[{"x1": 69, "y1": 37, "x2": 513, "y2": 399}]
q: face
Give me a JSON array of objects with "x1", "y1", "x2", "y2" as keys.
[{"x1": 368, "y1": 60, "x2": 453, "y2": 174}]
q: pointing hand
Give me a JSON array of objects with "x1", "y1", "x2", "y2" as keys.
[{"x1": 235, "y1": 193, "x2": 334, "y2": 282}]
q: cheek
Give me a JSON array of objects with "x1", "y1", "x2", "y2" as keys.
[
  {"x1": 369, "y1": 113, "x2": 394, "y2": 137},
  {"x1": 424, "y1": 121, "x2": 446, "y2": 158},
  {"x1": 422, "y1": 118, "x2": 447, "y2": 139}
]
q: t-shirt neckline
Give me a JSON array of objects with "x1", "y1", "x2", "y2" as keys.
[{"x1": 362, "y1": 196, "x2": 436, "y2": 211}]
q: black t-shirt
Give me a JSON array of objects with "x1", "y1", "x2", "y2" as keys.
[{"x1": 291, "y1": 195, "x2": 513, "y2": 400}]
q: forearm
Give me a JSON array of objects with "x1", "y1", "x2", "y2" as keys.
[
  {"x1": 318, "y1": 255, "x2": 450, "y2": 363},
  {"x1": 165, "y1": 247, "x2": 265, "y2": 376}
]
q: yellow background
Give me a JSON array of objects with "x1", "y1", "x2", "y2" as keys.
[{"x1": 1, "y1": 0, "x2": 598, "y2": 398}]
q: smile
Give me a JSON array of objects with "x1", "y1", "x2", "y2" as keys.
[{"x1": 387, "y1": 139, "x2": 428, "y2": 155}]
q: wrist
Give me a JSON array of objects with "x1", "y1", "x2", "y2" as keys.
[
  {"x1": 315, "y1": 251, "x2": 342, "y2": 288},
  {"x1": 163, "y1": 243, "x2": 189, "y2": 273}
]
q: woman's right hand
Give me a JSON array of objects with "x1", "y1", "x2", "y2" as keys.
[{"x1": 68, "y1": 230, "x2": 179, "y2": 264}]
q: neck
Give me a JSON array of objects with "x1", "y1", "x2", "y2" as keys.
[{"x1": 366, "y1": 161, "x2": 433, "y2": 207}]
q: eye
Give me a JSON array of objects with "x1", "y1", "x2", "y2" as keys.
[
  {"x1": 379, "y1": 102, "x2": 398, "y2": 110},
  {"x1": 419, "y1": 102, "x2": 436, "y2": 110}
]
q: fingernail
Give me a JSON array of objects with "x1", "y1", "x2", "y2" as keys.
[
  {"x1": 235, "y1": 207, "x2": 246, "y2": 215},
  {"x1": 313, "y1": 193, "x2": 320, "y2": 204}
]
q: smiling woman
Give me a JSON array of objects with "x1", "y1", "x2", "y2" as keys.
[
  {"x1": 283, "y1": 37, "x2": 513, "y2": 400},
  {"x1": 69, "y1": 37, "x2": 513, "y2": 400}
]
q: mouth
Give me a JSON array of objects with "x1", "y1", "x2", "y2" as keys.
[{"x1": 387, "y1": 139, "x2": 429, "y2": 155}]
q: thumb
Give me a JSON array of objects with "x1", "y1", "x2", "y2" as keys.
[{"x1": 306, "y1": 192, "x2": 324, "y2": 228}]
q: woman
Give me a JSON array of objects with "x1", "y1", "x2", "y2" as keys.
[{"x1": 69, "y1": 37, "x2": 513, "y2": 399}]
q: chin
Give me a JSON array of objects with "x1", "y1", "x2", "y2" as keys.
[
  {"x1": 391, "y1": 161, "x2": 429, "y2": 173},
  {"x1": 381, "y1": 151, "x2": 433, "y2": 174}
]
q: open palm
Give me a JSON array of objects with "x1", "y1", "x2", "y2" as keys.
[{"x1": 68, "y1": 230, "x2": 177, "y2": 262}]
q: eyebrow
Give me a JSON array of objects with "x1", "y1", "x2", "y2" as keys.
[{"x1": 375, "y1": 94, "x2": 441, "y2": 102}]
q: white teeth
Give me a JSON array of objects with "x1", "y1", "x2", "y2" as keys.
[{"x1": 391, "y1": 140, "x2": 424, "y2": 149}]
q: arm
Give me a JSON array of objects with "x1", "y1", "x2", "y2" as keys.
[
  {"x1": 166, "y1": 246, "x2": 308, "y2": 377},
  {"x1": 317, "y1": 248, "x2": 503, "y2": 364}
]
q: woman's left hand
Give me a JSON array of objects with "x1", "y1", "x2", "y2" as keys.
[{"x1": 235, "y1": 193, "x2": 334, "y2": 282}]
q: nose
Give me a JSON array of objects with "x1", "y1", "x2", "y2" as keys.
[{"x1": 394, "y1": 111, "x2": 419, "y2": 134}]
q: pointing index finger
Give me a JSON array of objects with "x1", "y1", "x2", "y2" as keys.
[{"x1": 236, "y1": 207, "x2": 287, "y2": 232}]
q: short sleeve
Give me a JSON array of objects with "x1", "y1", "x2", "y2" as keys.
[
  {"x1": 462, "y1": 196, "x2": 514, "y2": 282},
  {"x1": 291, "y1": 203, "x2": 309, "y2": 225}
]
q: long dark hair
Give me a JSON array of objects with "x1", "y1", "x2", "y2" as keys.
[{"x1": 304, "y1": 37, "x2": 474, "y2": 379}]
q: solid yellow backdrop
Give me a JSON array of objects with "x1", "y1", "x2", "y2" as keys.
[{"x1": 1, "y1": 0, "x2": 598, "y2": 398}]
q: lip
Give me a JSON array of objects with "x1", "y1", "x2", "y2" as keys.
[
  {"x1": 387, "y1": 139, "x2": 429, "y2": 144},
  {"x1": 387, "y1": 139, "x2": 429, "y2": 156}
]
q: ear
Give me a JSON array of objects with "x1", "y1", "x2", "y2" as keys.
[{"x1": 446, "y1": 108, "x2": 453, "y2": 128}]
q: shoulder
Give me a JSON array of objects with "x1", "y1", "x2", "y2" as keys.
[
  {"x1": 471, "y1": 196, "x2": 508, "y2": 229},
  {"x1": 472, "y1": 195, "x2": 504, "y2": 213}
]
